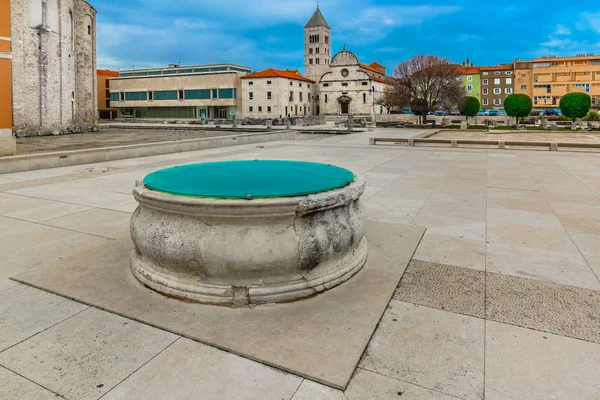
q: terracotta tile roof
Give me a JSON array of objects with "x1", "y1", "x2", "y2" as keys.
[
  {"x1": 241, "y1": 68, "x2": 315, "y2": 83},
  {"x1": 459, "y1": 66, "x2": 481, "y2": 75},
  {"x1": 369, "y1": 61, "x2": 386, "y2": 70},
  {"x1": 360, "y1": 63, "x2": 383, "y2": 75},
  {"x1": 371, "y1": 76, "x2": 394, "y2": 85},
  {"x1": 480, "y1": 64, "x2": 513, "y2": 71},
  {"x1": 97, "y1": 69, "x2": 119, "y2": 77}
]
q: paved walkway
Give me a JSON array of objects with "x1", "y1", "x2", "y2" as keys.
[{"x1": 1, "y1": 130, "x2": 599, "y2": 399}]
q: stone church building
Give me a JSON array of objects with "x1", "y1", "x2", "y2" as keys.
[{"x1": 242, "y1": 6, "x2": 393, "y2": 118}]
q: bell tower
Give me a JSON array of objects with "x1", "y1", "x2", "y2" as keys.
[{"x1": 304, "y1": 5, "x2": 331, "y2": 82}]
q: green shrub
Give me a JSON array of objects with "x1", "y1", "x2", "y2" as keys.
[
  {"x1": 504, "y1": 94, "x2": 533, "y2": 123},
  {"x1": 585, "y1": 110, "x2": 600, "y2": 121},
  {"x1": 459, "y1": 96, "x2": 480, "y2": 120},
  {"x1": 560, "y1": 93, "x2": 591, "y2": 121}
]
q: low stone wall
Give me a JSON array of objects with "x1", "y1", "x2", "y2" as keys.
[{"x1": 0, "y1": 131, "x2": 296, "y2": 174}]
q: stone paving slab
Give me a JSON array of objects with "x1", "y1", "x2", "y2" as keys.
[
  {"x1": 359, "y1": 301, "x2": 485, "y2": 400},
  {"x1": 0, "y1": 366, "x2": 59, "y2": 400},
  {"x1": 485, "y1": 321, "x2": 600, "y2": 400},
  {"x1": 103, "y1": 337, "x2": 302, "y2": 400},
  {"x1": 0, "y1": 308, "x2": 178, "y2": 400},
  {"x1": 398, "y1": 260, "x2": 600, "y2": 344},
  {"x1": 12, "y1": 221, "x2": 425, "y2": 390}
]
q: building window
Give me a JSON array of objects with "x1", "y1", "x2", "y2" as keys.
[
  {"x1": 483, "y1": 88, "x2": 488, "y2": 95},
  {"x1": 316, "y1": 48, "x2": 320, "y2": 54},
  {"x1": 88, "y1": 25, "x2": 91, "y2": 35},
  {"x1": 494, "y1": 98, "x2": 501, "y2": 105},
  {"x1": 325, "y1": 94, "x2": 328, "y2": 103},
  {"x1": 483, "y1": 79, "x2": 488, "y2": 85},
  {"x1": 483, "y1": 72, "x2": 489, "y2": 76},
  {"x1": 248, "y1": 81, "x2": 253, "y2": 86},
  {"x1": 110, "y1": 93, "x2": 120, "y2": 101},
  {"x1": 299, "y1": 83, "x2": 302, "y2": 87},
  {"x1": 505, "y1": 88, "x2": 513, "y2": 94},
  {"x1": 316, "y1": 58, "x2": 320, "y2": 64},
  {"x1": 325, "y1": 36, "x2": 329, "y2": 44},
  {"x1": 258, "y1": 106, "x2": 262, "y2": 112},
  {"x1": 309, "y1": 48, "x2": 313, "y2": 54},
  {"x1": 267, "y1": 91, "x2": 272, "y2": 100},
  {"x1": 290, "y1": 82, "x2": 293, "y2": 86},
  {"x1": 506, "y1": 78, "x2": 512, "y2": 85},
  {"x1": 341, "y1": 83, "x2": 348, "y2": 87},
  {"x1": 289, "y1": 91, "x2": 294, "y2": 101},
  {"x1": 267, "y1": 81, "x2": 271, "y2": 85},
  {"x1": 154, "y1": 90, "x2": 178, "y2": 100},
  {"x1": 178, "y1": 90, "x2": 184, "y2": 100},
  {"x1": 299, "y1": 92, "x2": 303, "y2": 101},
  {"x1": 363, "y1": 93, "x2": 366, "y2": 103},
  {"x1": 362, "y1": 82, "x2": 368, "y2": 86},
  {"x1": 467, "y1": 85, "x2": 473, "y2": 91},
  {"x1": 467, "y1": 76, "x2": 473, "y2": 82},
  {"x1": 268, "y1": 106, "x2": 272, "y2": 113},
  {"x1": 323, "y1": 83, "x2": 329, "y2": 87},
  {"x1": 521, "y1": 85, "x2": 527, "y2": 90},
  {"x1": 483, "y1": 98, "x2": 488, "y2": 105},
  {"x1": 120, "y1": 93, "x2": 125, "y2": 101},
  {"x1": 309, "y1": 59, "x2": 313, "y2": 65},
  {"x1": 185, "y1": 89, "x2": 211, "y2": 100},
  {"x1": 249, "y1": 92, "x2": 254, "y2": 100},
  {"x1": 249, "y1": 106, "x2": 253, "y2": 112},
  {"x1": 494, "y1": 78, "x2": 501, "y2": 85},
  {"x1": 212, "y1": 89, "x2": 218, "y2": 98},
  {"x1": 493, "y1": 88, "x2": 501, "y2": 95},
  {"x1": 494, "y1": 71, "x2": 501, "y2": 75},
  {"x1": 148, "y1": 91, "x2": 153, "y2": 101},
  {"x1": 218, "y1": 88, "x2": 236, "y2": 99},
  {"x1": 506, "y1": 71, "x2": 513, "y2": 75}
]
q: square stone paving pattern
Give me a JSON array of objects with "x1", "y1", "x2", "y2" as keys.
[{"x1": 1, "y1": 128, "x2": 600, "y2": 399}]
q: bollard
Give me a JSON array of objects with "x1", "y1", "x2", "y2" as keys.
[
  {"x1": 550, "y1": 143, "x2": 558, "y2": 151},
  {"x1": 451, "y1": 140, "x2": 458, "y2": 148},
  {"x1": 498, "y1": 141, "x2": 505, "y2": 149},
  {"x1": 408, "y1": 138, "x2": 415, "y2": 146},
  {"x1": 369, "y1": 138, "x2": 376, "y2": 145}
]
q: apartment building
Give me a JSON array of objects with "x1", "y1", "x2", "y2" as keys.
[
  {"x1": 514, "y1": 55, "x2": 600, "y2": 109},
  {"x1": 240, "y1": 69, "x2": 316, "y2": 118},
  {"x1": 109, "y1": 64, "x2": 251, "y2": 119},
  {"x1": 480, "y1": 65, "x2": 514, "y2": 109},
  {"x1": 459, "y1": 64, "x2": 481, "y2": 103}
]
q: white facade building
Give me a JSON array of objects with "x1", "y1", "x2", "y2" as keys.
[{"x1": 240, "y1": 69, "x2": 316, "y2": 118}]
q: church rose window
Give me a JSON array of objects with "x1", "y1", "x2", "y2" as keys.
[{"x1": 341, "y1": 69, "x2": 349, "y2": 78}]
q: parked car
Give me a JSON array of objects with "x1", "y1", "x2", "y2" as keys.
[
  {"x1": 450, "y1": 110, "x2": 461, "y2": 116},
  {"x1": 498, "y1": 110, "x2": 507, "y2": 117},
  {"x1": 477, "y1": 109, "x2": 486, "y2": 116},
  {"x1": 487, "y1": 110, "x2": 499, "y2": 117},
  {"x1": 434, "y1": 110, "x2": 447, "y2": 116},
  {"x1": 543, "y1": 109, "x2": 562, "y2": 116},
  {"x1": 402, "y1": 108, "x2": 413, "y2": 114}
]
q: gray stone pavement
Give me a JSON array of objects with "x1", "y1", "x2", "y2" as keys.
[{"x1": 1, "y1": 129, "x2": 599, "y2": 399}]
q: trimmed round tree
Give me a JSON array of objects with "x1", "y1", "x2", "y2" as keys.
[
  {"x1": 460, "y1": 96, "x2": 480, "y2": 121},
  {"x1": 560, "y1": 93, "x2": 592, "y2": 121},
  {"x1": 410, "y1": 98, "x2": 429, "y2": 124},
  {"x1": 504, "y1": 94, "x2": 533, "y2": 124}
]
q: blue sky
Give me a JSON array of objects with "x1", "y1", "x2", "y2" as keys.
[{"x1": 95, "y1": 0, "x2": 600, "y2": 74}]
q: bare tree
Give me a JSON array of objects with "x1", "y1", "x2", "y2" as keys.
[
  {"x1": 375, "y1": 85, "x2": 410, "y2": 114},
  {"x1": 393, "y1": 55, "x2": 465, "y2": 123}
]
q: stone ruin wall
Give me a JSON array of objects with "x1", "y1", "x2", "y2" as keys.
[{"x1": 10, "y1": 0, "x2": 97, "y2": 136}]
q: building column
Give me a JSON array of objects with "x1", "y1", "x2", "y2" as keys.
[{"x1": 0, "y1": 0, "x2": 16, "y2": 156}]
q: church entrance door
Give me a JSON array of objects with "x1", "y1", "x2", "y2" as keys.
[{"x1": 341, "y1": 102, "x2": 349, "y2": 114}]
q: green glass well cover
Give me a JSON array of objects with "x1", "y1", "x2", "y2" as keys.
[{"x1": 143, "y1": 160, "x2": 355, "y2": 199}]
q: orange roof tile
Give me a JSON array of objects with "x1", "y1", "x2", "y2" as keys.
[
  {"x1": 369, "y1": 61, "x2": 386, "y2": 70},
  {"x1": 480, "y1": 64, "x2": 513, "y2": 71},
  {"x1": 459, "y1": 66, "x2": 481, "y2": 75},
  {"x1": 241, "y1": 68, "x2": 315, "y2": 83},
  {"x1": 97, "y1": 69, "x2": 119, "y2": 77},
  {"x1": 360, "y1": 63, "x2": 382, "y2": 74}
]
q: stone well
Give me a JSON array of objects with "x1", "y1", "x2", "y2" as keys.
[{"x1": 130, "y1": 160, "x2": 367, "y2": 306}]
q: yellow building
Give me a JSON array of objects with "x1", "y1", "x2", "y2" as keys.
[
  {"x1": 514, "y1": 55, "x2": 600, "y2": 109},
  {"x1": 0, "y1": 0, "x2": 16, "y2": 155}
]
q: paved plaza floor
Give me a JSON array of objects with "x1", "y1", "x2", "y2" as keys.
[{"x1": 1, "y1": 128, "x2": 599, "y2": 399}]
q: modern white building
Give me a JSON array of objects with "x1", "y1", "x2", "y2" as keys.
[{"x1": 240, "y1": 69, "x2": 316, "y2": 118}]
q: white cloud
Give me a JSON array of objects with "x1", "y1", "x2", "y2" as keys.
[{"x1": 554, "y1": 24, "x2": 571, "y2": 35}]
